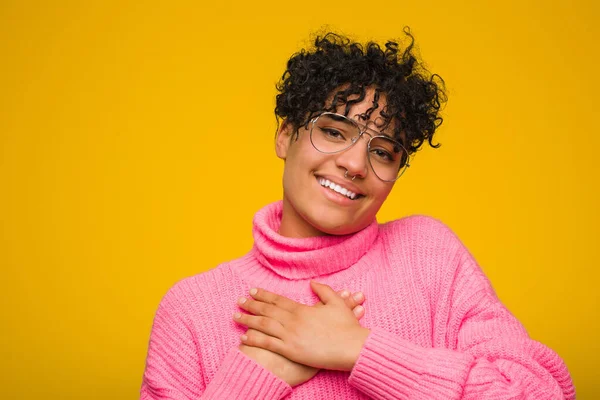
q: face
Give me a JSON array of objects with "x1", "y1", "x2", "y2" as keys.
[{"x1": 276, "y1": 87, "x2": 398, "y2": 238}]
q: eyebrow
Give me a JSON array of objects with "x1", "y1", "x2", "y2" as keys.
[
  {"x1": 358, "y1": 120, "x2": 395, "y2": 140},
  {"x1": 328, "y1": 113, "x2": 354, "y2": 124},
  {"x1": 327, "y1": 113, "x2": 399, "y2": 141}
]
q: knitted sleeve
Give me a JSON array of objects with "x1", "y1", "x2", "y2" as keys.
[
  {"x1": 140, "y1": 283, "x2": 292, "y2": 400},
  {"x1": 348, "y1": 221, "x2": 575, "y2": 399}
]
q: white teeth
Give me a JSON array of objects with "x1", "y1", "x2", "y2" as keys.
[{"x1": 317, "y1": 177, "x2": 358, "y2": 200}]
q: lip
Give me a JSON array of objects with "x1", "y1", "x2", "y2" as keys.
[
  {"x1": 317, "y1": 180, "x2": 358, "y2": 206},
  {"x1": 314, "y1": 174, "x2": 365, "y2": 206},
  {"x1": 315, "y1": 174, "x2": 365, "y2": 196}
]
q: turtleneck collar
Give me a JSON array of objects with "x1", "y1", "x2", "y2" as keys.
[{"x1": 250, "y1": 201, "x2": 379, "y2": 280}]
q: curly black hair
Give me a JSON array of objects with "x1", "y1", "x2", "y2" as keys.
[{"x1": 275, "y1": 28, "x2": 446, "y2": 154}]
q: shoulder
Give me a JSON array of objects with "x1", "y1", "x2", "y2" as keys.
[
  {"x1": 378, "y1": 215, "x2": 491, "y2": 301},
  {"x1": 381, "y1": 214, "x2": 451, "y2": 231},
  {"x1": 378, "y1": 214, "x2": 473, "y2": 277},
  {"x1": 379, "y1": 214, "x2": 462, "y2": 248},
  {"x1": 156, "y1": 263, "x2": 235, "y2": 317}
]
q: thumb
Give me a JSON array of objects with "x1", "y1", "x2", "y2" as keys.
[{"x1": 310, "y1": 280, "x2": 340, "y2": 305}]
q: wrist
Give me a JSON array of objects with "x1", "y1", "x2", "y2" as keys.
[{"x1": 343, "y1": 326, "x2": 371, "y2": 371}]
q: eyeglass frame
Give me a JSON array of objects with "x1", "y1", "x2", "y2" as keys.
[{"x1": 308, "y1": 111, "x2": 411, "y2": 182}]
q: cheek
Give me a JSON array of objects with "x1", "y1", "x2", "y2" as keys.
[
  {"x1": 281, "y1": 153, "x2": 316, "y2": 195},
  {"x1": 365, "y1": 183, "x2": 395, "y2": 209},
  {"x1": 284, "y1": 143, "x2": 325, "y2": 177},
  {"x1": 377, "y1": 184, "x2": 394, "y2": 201}
]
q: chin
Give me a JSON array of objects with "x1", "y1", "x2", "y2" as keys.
[
  {"x1": 308, "y1": 216, "x2": 370, "y2": 236},
  {"x1": 300, "y1": 200, "x2": 376, "y2": 236}
]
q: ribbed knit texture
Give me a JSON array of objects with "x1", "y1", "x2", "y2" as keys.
[{"x1": 141, "y1": 201, "x2": 575, "y2": 399}]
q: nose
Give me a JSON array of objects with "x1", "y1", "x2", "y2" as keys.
[{"x1": 335, "y1": 134, "x2": 369, "y2": 179}]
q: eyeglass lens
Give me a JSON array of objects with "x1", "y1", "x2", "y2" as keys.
[{"x1": 310, "y1": 113, "x2": 409, "y2": 181}]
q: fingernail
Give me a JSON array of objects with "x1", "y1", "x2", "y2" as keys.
[
  {"x1": 241, "y1": 335, "x2": 248, "y2": 341},
  {"x1": 249, "y1": 288, "x2": 258, "y2": 296},
  {"x1": 238, "y1": 297, "x2": 247, "y2": 305},
  {"x1": 353, "y1": 292, "x2": 363, "y2": 301},
  {"x1": 234, "y1": 312, "x2": 241, "y2": 319},
  {"x1": 340, "y1": 290, "x2": 350, "y2": 298},
  {"x1": 354, "y1": 306, "x2": 364, "y2": 315}
]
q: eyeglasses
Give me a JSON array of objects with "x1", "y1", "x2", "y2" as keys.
[{"x1": 309, "y1": 112, "x2": 410, "y2": 182}]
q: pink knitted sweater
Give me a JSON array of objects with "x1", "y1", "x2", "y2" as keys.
[{"x1": 141, "y1": 201, "x2": 574, "y2": 399}]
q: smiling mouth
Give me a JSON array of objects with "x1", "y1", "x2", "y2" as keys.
[{"x1": 317, "y1": 177, "x2": 363, "y2": 200}]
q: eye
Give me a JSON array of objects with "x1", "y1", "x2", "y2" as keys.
[
  {"x1": 320, "y1": 127, "x2": 346, "y2": 140},
  {"x1": 370, "y1": 148, "x2": 395, "y2": 162}
]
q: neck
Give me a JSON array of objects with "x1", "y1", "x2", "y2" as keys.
[
  {"x1": 278, "y1": 197, "x2": 327, "y2": 238},
  {"x1": 248, "y1": 201, "x2": 379, "y2": 280}
]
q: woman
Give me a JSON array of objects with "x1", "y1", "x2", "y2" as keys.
[{"x1": 141, "y1": 30, "x2": 574, "y2": 399}]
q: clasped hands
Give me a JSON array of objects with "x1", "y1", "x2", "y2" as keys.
[{"x1": 233, "y1": 280, "x2": 370, "y2": 387}]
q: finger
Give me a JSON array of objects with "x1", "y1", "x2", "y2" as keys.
[
  {"x1": 248, "y1": 288, "x2": 300, "y2": 312},
  {"x1": 329, "y1": 290, "x2": 350, "y2": 308},
  {"x1": 343, "y1": 293, "x2": 357, "y2": 310},
  {"x1": 238, "y1": 296, "x2": 290, "y2": 322},
  {"x1": 309, "y1": 280, "x2": 341, "y2": 305},
  {"x1": 233, "y1": 312, "x2": 284, "y2": 339},
  {"x1": 241, "y1": 328, "x2": 286, "y2": 355},
  {"x1": 353, "y1": 305, "x2": 365, "y2": 320},
  {"x1": 352, "y1": 291, "x2": 365, "y2": 305}
]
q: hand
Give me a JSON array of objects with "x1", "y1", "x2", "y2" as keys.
[
  {"x1": 237, "y1": 288, "x2": 366, "y2": 387},
  {"x1": 239, "y1": 334, "x2": 316, "y2": 387},
  {"x1": 235, "y1": 281, "x2": 371, "y2": 372}
]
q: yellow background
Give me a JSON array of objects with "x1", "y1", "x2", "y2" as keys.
[{"x1": 1, "y1": 1, "x2": 598, "y2": 398}]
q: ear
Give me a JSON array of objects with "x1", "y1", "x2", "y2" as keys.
[{"x1": 275, "y1": 120, "x2": 294, "y2": 160}]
